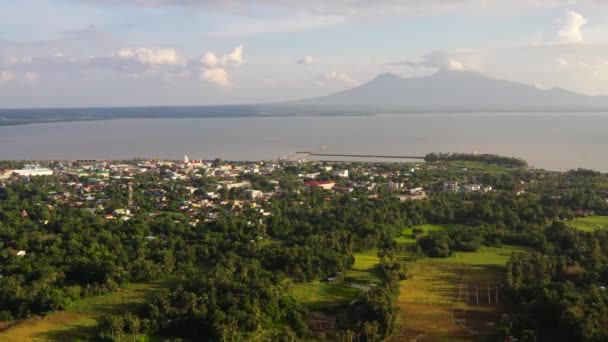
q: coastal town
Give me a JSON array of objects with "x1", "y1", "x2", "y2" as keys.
[
  {"x1": 2, "y1": 153, "x2": 608, "y2": 341},
  {"x1": 0, "y1": 155, "x2": 505, "y2": 229}
]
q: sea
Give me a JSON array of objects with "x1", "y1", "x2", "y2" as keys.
[{"x1": 1, "y1": 112, "x2": 607, "y2": 172}]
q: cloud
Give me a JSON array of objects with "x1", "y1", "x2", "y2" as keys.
[
  {"x1": 117, "y1": 47, "x2": 185, "y2": 66},
  {"x1": 557, "y1": 11, "x2": 587, "y2": 43},
  {"x1": 201, "y1": 68, "x2": 230, "y2": 88},
  {"x1": 200, "y1": 52, "x2": 220, "y2": 68},
  {"x1": 199, "y1": 45, "x2": 245, "y2": 88},
  {"x1": 224, "y1": 45, "x2": 244, "y2": 66},
  {"x1": 0, "y1": 70, "x2": 38, "y2": 85},
  {"x1": 296, "y1": 56, "x2": 315, "y2": 65},
  {"x1": 324, "y1": 71, "x2": 360, "y2": 86},
  {"x1": 386, "y1": 50, "x2": 479, "y2": 71}
]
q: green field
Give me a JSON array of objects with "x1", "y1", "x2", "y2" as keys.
[
  {"x1": 290, "y1": 282, "x2": 359, "y2": 311},
  {"x1": 390, "y1": 245, "x2": 527, "y2": 342},
  {"x1": 292, "y1": 249, "x2": 383, "y2": 311},
  {"x1": 0, "y1": 279, "x2": 175, "y2": 342},
  {"x1": 344, "y1": 249, "x2": 384, "y2": 284},
  {"x1": 396, "y1": 224, "x2": 456, "y2": 248},
  {"x1": 567, "y1": 215, "x2": 608, "y2": 232}
]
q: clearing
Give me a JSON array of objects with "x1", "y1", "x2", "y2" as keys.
[
  {"x1": 0, "y1": 278, "x2": 174, "y2": 342},
  {"x1": 390, "y1": 245, "x2": 526, "y2": 342},
  {"x1": 567, "y1": 215, "x2": 608, "y2": 232}
]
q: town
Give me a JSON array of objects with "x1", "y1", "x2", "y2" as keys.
[
  {"x1": 0, "y1": 155, "x2": 506, "y2": 226},
  {"x1": 1, "y1": 154, "x2": 608, "y2": 342}
]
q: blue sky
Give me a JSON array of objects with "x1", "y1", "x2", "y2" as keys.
[{"x1": 1, "y1": 0, "x2": 608, "y2": 107}]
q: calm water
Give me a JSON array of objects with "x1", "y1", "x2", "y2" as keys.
[{"x1": 0, "y1": 113, "x2": 607, "y2": 171}]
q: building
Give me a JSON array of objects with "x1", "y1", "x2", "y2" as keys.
[
  {"x1": 304, "y1": 181, "x2": 336, "y2": 191},
  {"x1": 13, "y1": 165, "x2": 53, "y2": 177},
  {"x1": 388, "y1": 181, "x2": 404, "y2": 191},
  {"x1": 245, "y1": 189, "x2": 263, "y2": 200},
  {"x1": 334, "y1": 170, "x2": 349, "y2": 178},
  {"x1": 216, "y1": 181, "x2": 252, "y2": 190},
  {"x1": 0, "y1": 169, "x2": 12, "y2": 179},
  {"x1": 464, "y1": 184, "x2": 481, "y2": 192},
  {"x1": 444, "y1": 181, "x2": 459, "y2": 192}
]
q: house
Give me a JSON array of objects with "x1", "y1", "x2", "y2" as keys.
[
  {"x1": 444, "y1": 181, "x2": 459, "y2": 192},
  {"x1": 304, "y1": 181, "x2": 336, "y2": 191},
  {"x1": 334, "y1": 170, "x2": 349, "y2": 178},
  {"x1": 16, "y1": 250, "x2": 26, "y2": 257},
  {"x1": 113, "y1": 209, "x2": 131, "y2": 216},
  {"x1": 215, "y1": 181, "x2": 251, "y2": 190},
  {"x1": 388, "y1": 181, "x2": 404, "y2": 192},
  {"x1": 245, "y1": 189, "x2": 263, "y2": 200},
  {"x1": 464, "y1": 184, "x2": 481, "y2": 192}
]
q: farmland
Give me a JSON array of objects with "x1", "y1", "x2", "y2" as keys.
[{"x1": 391, "y1": 245, "x2": 526, "y2": 341}]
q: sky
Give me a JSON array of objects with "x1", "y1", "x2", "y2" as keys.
[{"x1": 2, "y1": 0, "x2": 608, "y2": 108}]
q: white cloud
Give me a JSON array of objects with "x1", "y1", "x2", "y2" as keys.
[
  {"x1": 324, "y1": 71, "x2": 360, "y2": 86},
  {"x1": 199, "y1": 45, "x2": 244, "y2": 88},
  {"x1": 387, "y1": 50, "x2": 480, "y2": 71},
  {"x1": 0, "y1": 71, "x2": 16, "y2": 83},
  {"x1": 117, "y1": 47, "x2": 185, "y2": 66},
  {"x1": 0, "y1": 70, "x2": 38, "y2": 85},
  {"x1": 420, "y1": 50, "x2": 479, "y2": 70},
  {"x1": 223, "y1": 45, "x2": 244, "y2": 66},
  {"x1": 200, "y1": 52, "x2": 220, "y2": 68},
  {"x1": 557, "y1": 11, "x2": 587, "y2": 43},
  {"x1": 1, "y1": 54, "x2": 33, "y2": 67},
  {"x1": 201, "y1": 68, "x2": 230, "y2": 88},
  {"x1": 296, "y1": 56, "x2": 315, "y2": 65}
]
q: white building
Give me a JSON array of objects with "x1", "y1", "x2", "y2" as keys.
[
  {"x1": 464, "y1": 184, "x2": 481, "y2": 192},
  {"x1": 334, "y1": 170, "x2": 349, "y2": 178},
  {"x1": 13, "y1": 165, "x2": 53, "y2": 177}
]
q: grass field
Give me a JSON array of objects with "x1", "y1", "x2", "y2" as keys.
[
  {"x1": 0, "y1": 279, "x2": 175, "y2": 342},
  {"x1": 567, "y1": 215, "x2": 608, "y2": 232},
  {"x1": 291, "y1": 282, "x2": 359, "y2": 311},
  {"x1": 344, "y1": 249, "x2": 384, "y2": 284},
  {"x1": 395, "y1": 224, "x2": 456, "y2": 251},
  {"x1": 292, "y1": 249, "x2": 383, "y2": 311},
  {"x1": 390, "y1": 246, "x2": 526, "y2": 342}
]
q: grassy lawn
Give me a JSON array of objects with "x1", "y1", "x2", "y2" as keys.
[
  {"x1": 391, "y1": 245, "x2": 527, "y2": 342},
  {"x1": 344, "y1": 249, "x2": 384, "y2": 284},
  {"x1": 291, "y1": 282, "x2": 359, "y2": 311},
  {"x1": 0, "y1": 278, "x2": 175, "y2": 342},
  {"x1": 567, "y1": 215, "x2": 608, "y2": 232}
]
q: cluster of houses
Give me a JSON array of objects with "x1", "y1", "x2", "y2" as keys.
[{"x1": 1, "y1": 157, "x2": 507, "y2": 241}]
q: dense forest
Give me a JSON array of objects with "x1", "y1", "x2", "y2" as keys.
[{"x1": 1, "y1": 160, "x2": 608, "y2": 341}]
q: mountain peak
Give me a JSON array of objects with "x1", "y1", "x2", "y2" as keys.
[{"x1": 295, "y1": 69, "x2": 606, "y2": 109}]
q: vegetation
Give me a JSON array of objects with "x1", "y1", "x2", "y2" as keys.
[
  {"x1": 425, "y1": 152, "x2": 528, "y2": 168},
  {"x1": 2, "y1": 157, "x2": 608, "y2": 340}
]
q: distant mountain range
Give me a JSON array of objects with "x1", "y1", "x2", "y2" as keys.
[
  {"x1": 2, "y1": 69, "x2": 607, "y2": 126},
  {"x1": 293, "y1": 69, "x2": 608, "y2": 111}
]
